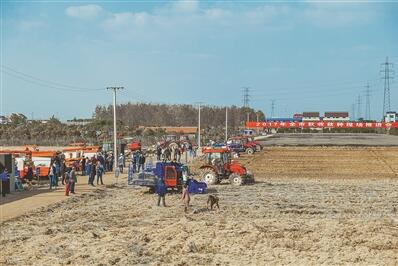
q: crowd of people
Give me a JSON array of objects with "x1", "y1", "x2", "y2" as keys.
[
  {"x1": 44, "y1": 151, "x2": 111, "y2": 196},
  {"x1": 155, "y1": 143, "x2": 197, "y2": 162}
]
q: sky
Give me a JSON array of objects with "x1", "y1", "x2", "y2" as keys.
[{"x1": 1, "y1": 0, "x2": 397, "y2": 121}]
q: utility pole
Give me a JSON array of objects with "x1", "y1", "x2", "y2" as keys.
[
  {"x1": 225, "y1": 107, "x2": 228, "y2": 142},
  {"x1": 107, "y1": 86, "x2": 124, "y2": 173},
  {"x1": 356, "y1": 94, "x2": 362, "y2": 120},
  {"x1": 271, "y1": 99, "x2": 276, "y2": 118},
  {"x1": 364, "y1": 83, "x2": 371, "y2": 121},
  {"x1": 195, "y1": 102, "x2": 204, "y2": 150},
  {"x1": 381, "y1": 57, "x2": 394, "y2": 119}
]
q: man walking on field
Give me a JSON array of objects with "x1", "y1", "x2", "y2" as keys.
[{"x1": 156, "y1": 179, "x2": 167, "y2": 207}]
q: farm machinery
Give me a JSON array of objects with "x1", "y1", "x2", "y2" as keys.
[
  {"x1": 199, "y1": 147, "x2": 255, "y2": 186},
  {"x1": 127, "y1": 140, "x2": 142, "y2": 152},
  {"x1": 231, "y1": 136, "x2": 263, "y2": 152},
  {"x1": 129, "y1": 161, "x2": 207, "y2": 194},
  {"x1": 224, "y1": 136, "x2": 261, "y2": 155}
]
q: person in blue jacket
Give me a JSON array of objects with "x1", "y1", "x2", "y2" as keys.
[{"x1": 155, "y1": 178, "x2": 167, "y2": 207}]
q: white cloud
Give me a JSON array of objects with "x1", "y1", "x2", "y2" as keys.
[
  {"x1": 98, "y1": 2, "x2": 377, "y2": 34},
  {"x1": 102, "y1": 12, "x2": 153, "y2": 31},
  {"x1": 65, "y1": 5, "x2": 103, "y2": 19}
]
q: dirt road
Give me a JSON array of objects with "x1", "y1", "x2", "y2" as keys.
[{"x1": 0, "y1": 173, "x2": 120, "y2": 222}]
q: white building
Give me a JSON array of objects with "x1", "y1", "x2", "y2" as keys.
[
  {"x1": 0, "y1": 115, "x2": 9, "y2": 124},
  {"x1": 302, "y1": 112, "x2": 320, "y2": 122},
  {"x1": 323, "y1": 112, "x2": 350, "y2": 122},
  {"x1": 385, "y1": 111, "x2": 397, "y2": 122}
]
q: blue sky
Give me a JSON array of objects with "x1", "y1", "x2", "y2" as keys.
[{"x1": 1, "y1": 0, "x2": 397, "y2": 121}]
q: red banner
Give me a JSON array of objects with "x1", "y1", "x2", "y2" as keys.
[{"x1": 246, "y1": 121, "x2": 398, "y2": 129}]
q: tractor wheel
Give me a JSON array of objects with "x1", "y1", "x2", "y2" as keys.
[
  {"x1": 201, "y1": 169, "x2": 218, "y2": 185},
  {"x1": 246, "y1": 148, "x2": 255, "y2": 155},
  {"x1": 256, "y1": 145, "x2": 262, "y2": 151},
  {"x1": 229, "y1": 173, "x2": 243, "y2": 186}
]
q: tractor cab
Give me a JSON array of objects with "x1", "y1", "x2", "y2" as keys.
[{"x1": 153, "y1": 161, "x2": 185, "y2": 189}]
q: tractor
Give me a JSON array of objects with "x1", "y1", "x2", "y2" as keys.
[
  {"x1": 246, "y1": 136, "x2": 263, "y2": 151},
  {"x1": 234, "y1": 136, "x2": 263, "y2": 152},
  {"x1": 129, "y1": 161, "x2": 207, "y2": 194},
  {"x1": 199, "y1": 147, "x2": 254, "y2": 186},
  {"x1": 227, "y1": 137, "x2": 257, "y2": 154}
]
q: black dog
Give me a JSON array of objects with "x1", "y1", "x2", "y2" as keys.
[{"x1": 207, "y1": 195, "x2": 220, "y2": 210}]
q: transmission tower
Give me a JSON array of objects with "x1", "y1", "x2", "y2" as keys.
[
  {"x1": 271, "y1": 99, "x2": 276, "y2": 118},
  {"x1": 356, "y1": 94, "x2": 362, "y2": 120},
  {"x1": 381, "y1": 57, "x2": 394, "y2": 118},
  {"x1": 242, "y1": 87, "x2": 250, "y2": 107},
  {"x1": 364, "y1": 83, "x2": 371, "y2": 120}
]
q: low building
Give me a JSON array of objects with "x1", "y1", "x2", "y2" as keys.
[
  {"x1": 323, "y1": 112, "x2": 350, "y2": 122},
  {"x1": 302, "y1": 112, "x2": 320, "y2": 122},
  {"x1": 293, "y1": 113, "x2": 303, "y2": 121},
  {"x1": 0, "y1": 115, "x2": 9, "y2": 124},
  {"x1": 66, "y1": 119, "x2": 93, "y2": 126},
  {"x1": 385, "y1": 111, "x2": 397, "y2": 122},
  {"x1": 27, "y1": 119, "x2": 49, "y2": 124}
]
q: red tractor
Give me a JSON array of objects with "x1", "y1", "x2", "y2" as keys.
[
  {"x1": 238, "y1": 136, "x2": 263, "y2": 151},
  {"x1": 199, "y1": 147, "x2": 255, "y2": 186},
  {"x1": 227, "y1": 137, "x2": 257, "y2": 154}
]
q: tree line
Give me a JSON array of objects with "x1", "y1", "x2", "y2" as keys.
[
  {"x1": 0, "y1": 103, "x2": 265, "y2": 146},
  {"x1": 93, "y1": 102, "x2": 265, "y2": 128}
]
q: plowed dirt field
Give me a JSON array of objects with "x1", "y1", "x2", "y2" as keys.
[{"x1": 1, "y1": 147, "x2": 397, "y2": 265}]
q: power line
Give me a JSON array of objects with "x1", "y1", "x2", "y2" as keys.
[
  {"x1": 1, "y1": 65, "x2": 104, "y2": 91},
  {"x1": 254, "y1": 78, "x2": 381, "y2": 97},
  {"x1": 242, "y1": 87, "x2": 250, "y2": 108},
  {"x1": 381, "y1": 57, "x2": 394, "y2": 118}
]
